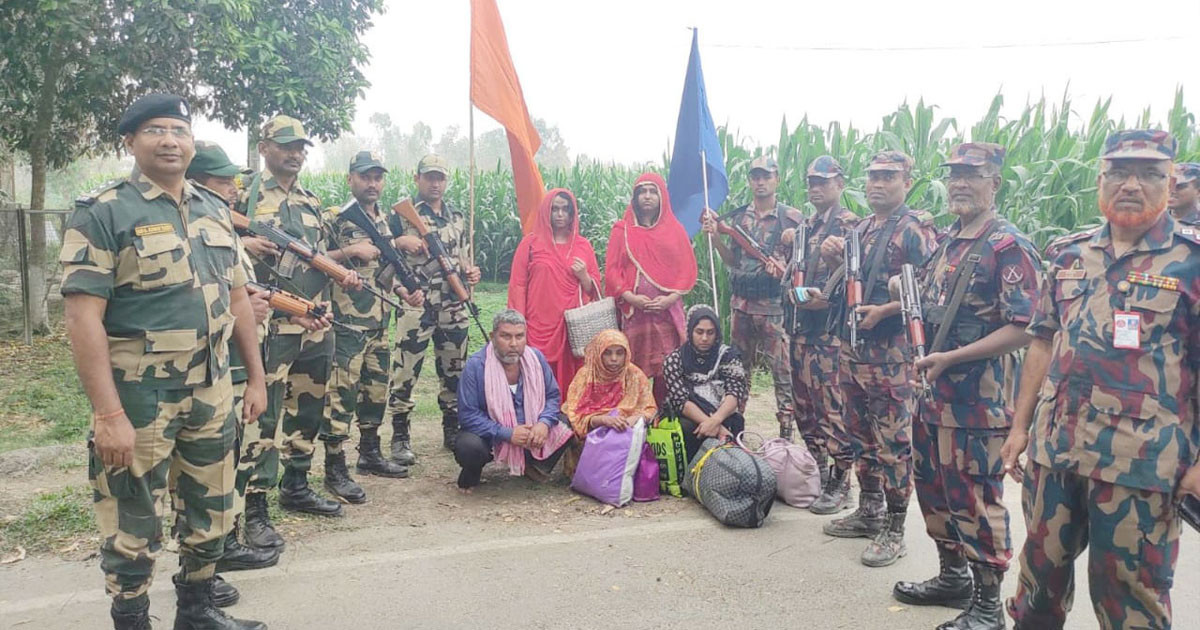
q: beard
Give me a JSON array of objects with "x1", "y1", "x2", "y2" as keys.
[
  {"x1": 498, "y1": 352, "x2": 521, "y2": 365},
  {"x1": 1099, "y1": 193, "x2": 1167, "y2": 229}
]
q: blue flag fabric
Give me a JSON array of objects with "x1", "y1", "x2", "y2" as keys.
[{"x1": 668, "y1": 29, "x2": 729, "y2": 238}]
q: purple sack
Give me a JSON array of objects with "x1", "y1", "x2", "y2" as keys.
[
  {"x1": 570, "y1": 418, "x2": 646, "y2": 507},
  {"x1": 633, "y1": 442, "x2": 660, "y2": 502}
]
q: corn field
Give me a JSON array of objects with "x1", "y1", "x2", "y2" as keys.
[{"x1": 302, "y1": 90, "x2": 1200, "y2": 317}]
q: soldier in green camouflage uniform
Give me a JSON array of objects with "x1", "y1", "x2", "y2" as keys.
[
  {"x1": 386, "y1": 154, "x2": 483, "y2": 462},
  {"x1": 61, "y1": 94, "x2": 266, "y2": 629},
  {"x1": 1003, "y1": 130, "x2": 1200, "y2": 629},
  {"x1": 1169, "y1": 162, "x2": 1200, "y2": 226},
  {"x1": 323, "y1": 151, "x2": 417, "y2": 481},
  {"x1": 236, "y1": 115, "x2": 361, "y2": 516},
  {"x1": 701, "y1": 156, "x2": 802, "y2": 439},
  {"x1": 186, "y1": 141, "x2": 280, "y2": 580}
]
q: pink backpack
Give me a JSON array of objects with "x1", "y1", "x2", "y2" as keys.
[{"x1": 737, "y1": 432, "x2": 821, "y2": 508}]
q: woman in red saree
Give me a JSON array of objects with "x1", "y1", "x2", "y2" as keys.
[
  {"x1": 604, "y1": 173, "x2": 698, "y2": 397},
  {"x1": 508, "y1": 188, "x2": 602, "y2": 391}
]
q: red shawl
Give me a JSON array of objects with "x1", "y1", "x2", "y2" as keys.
[
  {"x1": 507, "y1": 188, "x2": 602, "y2": 389},
  {"x1": 604, "y1": 172, "x2": 698, "y2": 298}
]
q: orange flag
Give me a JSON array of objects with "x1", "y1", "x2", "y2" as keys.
[{"x1": 470, "y1": 0, "x2": 545, "y2": 235}]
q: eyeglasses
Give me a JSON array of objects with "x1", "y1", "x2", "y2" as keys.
[
  {"x1": 1102, "y1": 168, "x2": 1168, "y2": 185},
  {"x1": 140, "y1": 126, "x2": 192, "y2": 139}
]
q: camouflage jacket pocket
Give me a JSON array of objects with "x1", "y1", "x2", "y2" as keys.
[
  {"x1": 199, "y1": 227, "x2": 236, "y2": 284},
  {"x1": 1126, "y1": 290, "x2": 1181, "y2": 345},
  {"x1": 133, "y1": 232, "x2": 191, "y2": 290},
  {"x1": 137, "y1": 329, "x2": 202, "y2": 383}
]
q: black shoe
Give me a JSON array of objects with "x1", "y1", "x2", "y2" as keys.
[
  {"x1": 278, "y1": 468, "x2": 344, "y2": 517},
  {"x1": 217, "y1": 527, "x2": 279, "y2": 572},
  {"x1": 210, "y1": 575, "x2": 239, "y2": 608},
  {"x1": 242, "y1": 493, "x2": 284, "y2": 550},
  {"x1": 111, "y1": 596, "x2": 151, "y2": 630},
  {"x1": 322, "y1": 450, "x2": 366, "y2": 504},
  {"x1": 389, "y1": 416, "x2": 417, "y2": 466},
  {"x1": 173, "y1": 575, "x2": 266, "y2": 629},
  {"x1": 358, "y1": 429, "x2": 409, "y2": 478},
  {"x1": 936, "y1": 565, "x2": 1006, "y2": 630},
  {"x1": 893, "y1": 544, "x2": 972, "y2": 610}
]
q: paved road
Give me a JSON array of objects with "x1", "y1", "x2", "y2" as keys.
[{"x1": 3, "y1": 480, "x2": 1198, "y2": 630}]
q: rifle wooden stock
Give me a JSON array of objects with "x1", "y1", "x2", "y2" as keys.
[
  {"x1": 391, "y1": 199, "x2": 472, "y2": 303},
  {"x1": 715, "y1": 218, "x2": 784, "y2": 276}
]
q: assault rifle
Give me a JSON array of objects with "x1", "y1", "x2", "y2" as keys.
[
  {"x1": 1182, "y1": 495, "x2": 1200, "y2": 533},
  {"x1": 391, "y1": 199, "x2": 488, "y2": 340},
  {"x1": 710, "y1": 211, "x2": 785, "y2": 277},
  {"x1": 845, "y1": 229, "x2": 864, "y2": 349},
  {"x1": 248, "y1": 281, "x2": 356, "y2": 334},
  {"x1": 899, "y1": 264, "x2": 930, "y2": 395},
  {"x1": 337, "y1": 201, "x2": 424, "y2": 300},
  {"x1": 231, "y1": 210, "x2": 401, "y2": 309},
  {"x1": 789, "y1": 223, "x2": 810, "y2": 303}
]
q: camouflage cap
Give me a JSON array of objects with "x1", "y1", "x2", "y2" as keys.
[
  {"x1": 186, "y1": 140, "x2": 241, "y2": 178},
  {"x1": 942, "y1": 142, "x2": 1006, "y2": 168},
  {"x1": 117, "y1": 93, "x2": 191, "y2": 135},
  {"x1": 349, "y1": 150, "x2": 388, "y2": 174},
  {"x1": 1101, "y1": 129, "x2": 1176, "y2": 161},
  {"x1": 417, "y1": 154, "x2": 450, "y2": 176},
  {"x1": 1175, "y1": 162, "x2": 1200, "y2": 184},
  {"x1": 261, "y1": 115, "x2": 313, "y2": 146},
  {"x1": 866, "y1": 150, "x2": 914, "y2": 173},
  {"x1": 749, "y1": 156, "x2": 779, "y2": 174},
  {"x1": 807, "y1": 155, "x2": 844, "y2": 179}
]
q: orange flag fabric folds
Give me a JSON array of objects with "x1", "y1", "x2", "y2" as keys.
[{"x1": 470, "y1": 0, "x2": 545, "y2": 235}]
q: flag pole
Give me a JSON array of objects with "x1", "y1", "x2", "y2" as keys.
[
  {"x1": 468, "y1": 102, "x2": 476, "y2": 269},
  {"x1": 700, "y1": 149, "x2": 719, "y2": 318}
]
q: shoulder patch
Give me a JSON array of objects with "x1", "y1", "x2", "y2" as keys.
[
  {"x1": 1177, "y1": 224, "x2": 1200, "y2": 246},
  {"x1": 988, "y1": 232, "x2": 1017, "y2": 252},
  {"x1": 909, "y1": 209, "x2": 936, "y2": 226},
  {"x1": 1044, "y1": 228, "x2": 1095, "y2": 257},
  {"x1": 75, "y1": 179, "x2": 123, "y2": 206}
]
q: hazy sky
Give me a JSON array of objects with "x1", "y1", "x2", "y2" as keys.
[{"x1": 192, "y1": 0, "x2": 1200, "y2": 169}]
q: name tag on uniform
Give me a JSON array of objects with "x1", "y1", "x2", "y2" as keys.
[
  {"x1": 134, "y1": 223, "x2": 174, "y2": 236},
  {"x1": 1056, "y1": 268, "x2": 1086, "y2": 280},
  {"x1": 1113, "y1": 311, "x2": 1140, "y2": 349}
]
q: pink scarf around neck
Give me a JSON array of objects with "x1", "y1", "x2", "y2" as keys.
[{"x1": 484, "y1": 344, "x2": 573, "y2": 475}]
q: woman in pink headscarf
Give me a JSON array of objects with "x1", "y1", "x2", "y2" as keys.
[
  {"x1": 605, "y1": 173, "x2": 698, "y2": 398},
  {"x1": 508, "y1": 188, "x2": 602, "y2": 391}
]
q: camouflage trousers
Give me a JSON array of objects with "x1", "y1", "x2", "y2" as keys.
[
  {"x1": 239, "y1": 325, "x2": 332, "y2": 492},
  {"x1": 1008, "y1": 463, "x2": 1179, "y2": 630},
  {"x1": 841, "y1": 359, "x2": 915, "y2": 509},
  {"x1": 790, "y1": 340, "x2": 851, "y2": 465},
  {"x1": 91, "y1": 379, "x2": 237, "y2": 602},
  {"x1": 386, "y1": 305, "x2": 468, "y2": 428},
  {"x1": 730, "y1": 309, "x2": 794, "y2": 427},
  {"x1": 231, "y1": 380, "x2": 247, "y2": 519},
  {"x1": 325, "y1": 327, "x2": 390, "y2": 441},
  {"x1": 912, "y1": 418, "x2": 1011, "y2": 570}
]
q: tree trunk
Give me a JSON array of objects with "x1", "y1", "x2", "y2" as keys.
[
  {"x1": 246, "y1": 121, "x2": 261, "y2": 173},
  {"x1": 27, "y1": 52, "x2": 65, "y2": 334}
]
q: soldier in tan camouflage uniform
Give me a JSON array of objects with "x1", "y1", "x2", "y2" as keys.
[
  {"x1": 61, "y1": 94, "x2": 267, "y2": 629},
  {"x1": 236, "y1": 115, "x2": 361, "y2": 518},
  {"x1": 386, "y1": 154, "x2": 482, "y2": 462},
  {"x1": 186, "y1": 141, "x2": 280, "y2": 581},
  {"x1": 1002, "y1": 130, "x2": 1200, "y2": 629},
  {"x1": 323, "y1": 151, "x2": 421, "y2": 482}
]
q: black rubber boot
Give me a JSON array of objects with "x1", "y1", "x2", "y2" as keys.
[
  {"x1": 242, "y1": 493, "x2": 284, "y2": 550},
  {"x1": 172, "y1": 575, "x2": 266, "y2": 629},
  {"x1": 111, "y1": 595, "x2": 151, "y2": 630},
  {"x1": 210, "y1": 575, "x2": 239, "y2": 608},
  {"x1": 216, "y1": 521, "x2": 280, "y2": 572},
  {"x1": 389, "y1": 415, "x2": 417, "y2": 466},
  {"x1": 862, "y1": 510, "x2": 908, "y2": 568},
  {"x1": 823, "y1": 489, "x2": 886, "y2": 538},
  {"x1": 442, "y1": 414, "x2": 459, "y2": 451},
  {"x1": 936, "y1": 564, "x2": 1006, "y2": 630},
  {"x1": 322, "y1": 450, "x2": 366, "y2": 504},
  {"x1": 893, "y1": 543, "x2": 972, "y2": 610},
  {"x1": 810, "y1": 464, "x2": 853, "y2": 515},
  {"x1": 278, "y1": 467, "x2": 343, "y2": 517},
  {"x1": 357, "y1": 429, "x2": 409, "y2": 478}
]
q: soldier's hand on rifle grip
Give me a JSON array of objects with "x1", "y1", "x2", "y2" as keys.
[
  {"x1": 1179, "y1": 464, "x2": 1200, "y2": 500},
  {"x1": 242, "y1": 235, "x2": 280, "y2": 257},
  {"x1": 289, "y1": 313, "x2": 332, "y2": 332},
  {"x1": 856, "y1": 304, "x2": 887, "y2": 330},
  {"x1": 352, "y1": 242, "x2": 380, "y2": 263},
  {"x1": 797, "y1": 288, "x2": 827, "y2": 310},
  {"x1": 820, "y1": 235, "x2": 845, "y2": 261},
  {"x1": 242, "y1": 381, "x2": 267, "y2": 425},
  {"x1": 402, "y1": 288, "x2": 426, "y2": 308},
  {"x1": 246, "y1": 284, "x2": 271, "y2": 325},
  {"x1": 766, "y1": 257, "x2": 786, "y2": 279},
  {"x1": 394, "y1": 235, "x2": 427, "y2": 255},
  {"x1": 93, "y1": 411, "x2": 135, "y2": 468},
  {"x1": 465, "y1": 265, "x2": 482, "y2": 285},
  {"x1": 1000, "y1": 430, "x2": 1029, "y2": 483},
  {"x1": 781, "y1": 227, "x2": 796, "y2": 245},
  {"x1": 915, "y1": 351, "x2": 953, "y2": 384},
  {"x1": 338, "y1": 269, "x2": 364, "y2": 291},
  {"x1": 700, "y1": 209, "x2": 719, "y2": 235}
]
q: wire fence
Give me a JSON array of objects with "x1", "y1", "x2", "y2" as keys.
[{"x1": 0, "y1": 204, "x2": 72, "y2": 344}]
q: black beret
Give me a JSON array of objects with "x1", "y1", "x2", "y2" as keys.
[{"x1": 117, "y1": 93, "x2": 191, "y2": 136}]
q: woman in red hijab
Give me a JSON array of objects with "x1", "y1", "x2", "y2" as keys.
[
  {"x1": 605, "y1": 173, "x2": 698, "y2": 397},
  {"x1": 508, "y1": 188, "x2": 602, "y2": 391}
]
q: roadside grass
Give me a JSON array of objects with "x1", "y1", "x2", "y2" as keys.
[
  {"x1": 0, "y1": 332, "x2": 90, "y2": 453},
  {"x1": 0, "y1": 486, "x2": 95, "y2": 555}
]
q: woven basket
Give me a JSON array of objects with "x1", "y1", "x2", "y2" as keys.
[{"x1": 565, "y1": 296, "x2": 619, "y2": 358}]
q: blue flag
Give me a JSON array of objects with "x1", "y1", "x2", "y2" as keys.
[{"x1": 668, "y1": 29, "x2": 729, "y2": 238}]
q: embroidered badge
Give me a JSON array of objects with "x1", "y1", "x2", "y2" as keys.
[
  {"x1": 1001, "y1": 265, "x2": 1024, "y2": 284},
  {"x1": 1056, "y1": 268, "x2": 1086, "y2": 280},
  {"x1": 1126, "y1": 271, "x2": 1180, "y2": 292},
  {"x1": 134, "y1": 223, "x2": 175, "y2": 237}
]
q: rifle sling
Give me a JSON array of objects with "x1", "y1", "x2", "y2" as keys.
[
  {"x1": 928, "y1": 222, "x2": 1000, "y2": 354},
  {"x1": 861, "y1": 208, "x2": 907, "y2": 305}
]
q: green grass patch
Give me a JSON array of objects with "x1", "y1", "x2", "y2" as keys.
[
  {"x1": 0, "y1": 486, "x2": 95, "y2": 554},
  {"x1": 0, "y1": 333, "x2": 91, "y2": 453}
]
